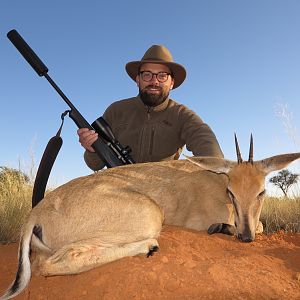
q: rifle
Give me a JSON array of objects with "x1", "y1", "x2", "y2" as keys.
[
  {"x1": 7, "y1": 29, "x2": 135, "y2": 207},
  {"x1": 7, "y1": 29, "x2": 135, "y2": 168}
]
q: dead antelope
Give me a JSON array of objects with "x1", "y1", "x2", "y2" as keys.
[{"x1": 1, "y1": 136, "x2": 300, "y2": 299}]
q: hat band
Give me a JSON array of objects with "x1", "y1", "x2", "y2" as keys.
[{"x1": 142, "y1": 58, "x2": 173, "y2": 62}]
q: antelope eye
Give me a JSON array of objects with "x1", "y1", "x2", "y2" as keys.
[{"x1": 258, "y1": 190, "x2": 266, "y2": 199}]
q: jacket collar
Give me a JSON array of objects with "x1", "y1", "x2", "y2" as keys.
[{"x1": 135, "y1": 95, "x2": 170, "y2": 112}]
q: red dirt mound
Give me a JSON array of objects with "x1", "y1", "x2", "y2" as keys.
[{"x1": 0, "y1": 225, "x2": 300, "y2": 300}]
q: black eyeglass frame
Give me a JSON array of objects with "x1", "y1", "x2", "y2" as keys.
[{"x1": 139, "y1": 71, "x2": 172, "y2": 83}]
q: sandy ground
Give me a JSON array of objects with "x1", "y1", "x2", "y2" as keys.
[{"x1": 0, "y1": 225, "x2": 300, "y2": 300}]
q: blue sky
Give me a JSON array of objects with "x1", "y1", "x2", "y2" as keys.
[{"x1": 1, "y1": 0, "x2": 299, "y2": 191}]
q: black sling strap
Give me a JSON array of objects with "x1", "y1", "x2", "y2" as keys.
[{"x1": 31, "y1": 111, "x2": 69, "y2": 207}]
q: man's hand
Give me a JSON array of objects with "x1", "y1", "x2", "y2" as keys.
[{"x1": 77, "y1": 128, "x2": 98, "y2": 152}]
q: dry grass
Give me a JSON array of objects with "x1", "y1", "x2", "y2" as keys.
[
  {"x1": 0, "y1": 167, "x2": 32, "y2": 243},
  {"x1": 263, "y1": 103, "x2": 300, "y2": 233},
  {"x1": 261, "y1": 196, "x2": 300, "y2": 234}
]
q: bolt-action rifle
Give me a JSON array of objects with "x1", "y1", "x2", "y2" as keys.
[
  {"x1": 7, "y1": 29, "x2": 135, "y2": 207},
  {"x1": 7, "y1": 29, "x2": 134, "y2": 167}
]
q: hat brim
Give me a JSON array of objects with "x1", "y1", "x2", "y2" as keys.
[{"x1": 125, "y1": 60, "x2": 186, "y2": 89}]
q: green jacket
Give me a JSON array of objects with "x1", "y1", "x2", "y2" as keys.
[{"x1": 84, "y1": 96, "x2": 223, "y2": 170}]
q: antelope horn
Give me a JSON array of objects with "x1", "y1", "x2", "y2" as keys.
[
  {"x1": 248, "y1": 134, "x2": 254, "y2": 164},
  {"x1": 234, "y1": 133, "x2": 243, "y2": 164}
]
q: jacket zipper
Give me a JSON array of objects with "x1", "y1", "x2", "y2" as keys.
[
  {"x1": 147, "y1": 106, "x2": 154, "y2": 156},
  {"x1": 149, "y1": 127, "x2": 154, "y2": 155}
]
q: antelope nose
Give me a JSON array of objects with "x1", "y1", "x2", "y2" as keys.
[
  {"x1": 237, "y1": 234, "x2": 254, "y2": 243},
  {"x1": 242, "y1": 237, "x2": 253, "y2": 243}
]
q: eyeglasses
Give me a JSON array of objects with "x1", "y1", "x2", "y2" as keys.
[{"x1": 139, "y1": 71, "x2": 171, "y2": 83}]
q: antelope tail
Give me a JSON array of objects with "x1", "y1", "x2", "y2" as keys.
[{"x1": 0, "y1": 223, "x2": 35, "y2": 300}]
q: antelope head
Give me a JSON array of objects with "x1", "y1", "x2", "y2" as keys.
[{"x1": 187, "y1": 135, "x2": 300, "y2": 242}]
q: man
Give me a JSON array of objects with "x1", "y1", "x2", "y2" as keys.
[{"x1": 78, "y1": 45, "x2": 223, "y2": 171}]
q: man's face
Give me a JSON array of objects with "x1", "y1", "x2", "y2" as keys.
[{"x1": 136, "y1": 63, "x2": 174, "y2": 107}]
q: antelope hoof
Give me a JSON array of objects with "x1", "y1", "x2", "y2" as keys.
[
  {"x1": 147, "y1": 245, "x2": 159, "y2": 258},
  {"x1": 208, "y1": 223, "x2": 223, "y2": 234},
  {"x1": 208, "y1": 223, "x2": 236, "y2": 236}
]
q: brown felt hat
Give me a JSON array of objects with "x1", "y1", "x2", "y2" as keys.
[{"x1": 125, "y1": 45, "x2": 186, "y2": 89}]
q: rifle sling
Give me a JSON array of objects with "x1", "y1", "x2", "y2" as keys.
[{"x1": 31, "y1": 111, "x2": 69, "y2": 207}]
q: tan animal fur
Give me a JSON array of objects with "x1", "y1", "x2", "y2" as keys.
[{"x1": 1, "y1": 142, "x2": 300, "y2": 299}]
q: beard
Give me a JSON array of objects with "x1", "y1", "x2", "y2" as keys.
[{"x1": 139, "y1": 85, "x2": 170, "y2": 107}]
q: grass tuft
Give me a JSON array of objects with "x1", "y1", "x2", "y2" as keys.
[{"x1": 0, "y1": 167, "x2": 32, "y2": 243}]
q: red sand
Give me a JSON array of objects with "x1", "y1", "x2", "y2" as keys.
[{"x1": 0, "y1": 225, "x2": 300, "y2": 300}]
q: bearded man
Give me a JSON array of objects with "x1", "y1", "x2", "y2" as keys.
[{"x1": 78, "y1": 45, "x2": 223, "y2": 170}]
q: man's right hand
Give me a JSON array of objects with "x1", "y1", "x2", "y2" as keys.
[{"x1": 77, "y1": 128, "x2": 98, "y2": 152}]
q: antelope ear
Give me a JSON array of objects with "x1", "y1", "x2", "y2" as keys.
[
  {"x1": 256, "y1": 152, "x2": 300, "y2": 174},
  {"x1": 185, "y1": 156, "x2": 236, "y2": 174}
]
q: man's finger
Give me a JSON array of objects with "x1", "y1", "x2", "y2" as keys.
[
  {"x1": 84, "y1": 133, "x2": 98, "y2": 146},
  {"x1": 77, "y1": 128, "x2": 90, "y2": 135}
]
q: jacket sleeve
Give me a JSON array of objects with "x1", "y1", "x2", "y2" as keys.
[
  {"x1": 83, "y1": 105, "x2": 115, "y2": 171},
  {"x1": 179, "y1": 106, "x2": 224, "y2": 158},
  {"x1": 84, "y1": 150, "x2": 106, "y2": 171}
]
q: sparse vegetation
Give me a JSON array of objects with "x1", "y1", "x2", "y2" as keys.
[
  {"x1": 0, "y1": 166, "x2": 32, "y2": 243},
  {"x1": 260, "y1": 195, "x2": 300, "y2": 234}
]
